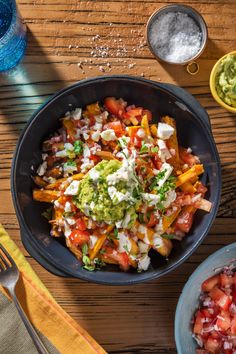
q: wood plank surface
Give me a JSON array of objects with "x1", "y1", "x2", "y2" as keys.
[{"x1": 0, "y1": 0, "x2": 236, "y2": 353}]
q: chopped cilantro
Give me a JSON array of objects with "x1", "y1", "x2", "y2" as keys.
[
  {"x1": 64, "y1": 160, "x2": 77, "y2": 168},
  {"x1": 42, "y1": 207, "x2": 52, "y2": 221},
  {"x1": 74, "y1": 140, "x2": 83, "y2": 155},
  {"x1": 161, "y1": 233, "x2": 175, "y2": 240},
  {"x1": 151, "y1": 146, "x2": 159, "y2": 153},
  {"x1": 123, "y1": 244, "x2": 129, "y2": 253},
  {"x1": 140, "y1": 141, "x2": 149, "y2": 154},
  {"x1": 100, "y1": 249, "x2": 106, "y2": 255},
  {"x1": 63, "y1": 211, "x2": 76, "y2": 218},
  {"x1": 113, "y1": 228, "x2": 119, "y2": 239}
]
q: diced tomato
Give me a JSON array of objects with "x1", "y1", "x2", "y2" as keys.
[
  {"x1": 220, "y1": 273, "x2": 233, "y2": 288},
  {"x1": 75, "y1": 218, "x2": 87, "y2": 231},
  {"x1": 116, "y1": 252, "x2": 130, "y2": 271},
  {"x1": 142, "y1": 109, "x2": 152, "y2": 122},
  {"x1": 90, "y1": 154, "x2": 100, "y2": 164},
  {"x1": 216, "y1": 310, "x2": 231, "y2": 331},
  {"x1": 205, "y1": 336, "x2": 221, "y2": 353},
  {"x1": 193, "y1": 310, "x2": 204, "y2": 334},
  {"x1": 147, "y1": 212, "x2": 159, "y2": 228},
  {"x1": 103, "y1": 247, "x2": 130, "y2": 271},
  {"x1": 231, "y1": 315, "x2": 236, "y2": 334},
  {"x1": 104, "y1": 97, "x2": 126, "y2": 118},
  {"x1": 174, "y1": 210, "x2": 194, "y2": 233},
  {"x1": 209, "y1": 287, "x2": 232, "y2": 310},
  {"x1": 202, "y1": 275, "x2": 220, "y2": 292},
  {"x1": 195, "y1": 181, "x2": 208, "y2": 197},
  {"x1": 152, "y1": 155, "x2": 162, "y2": 170},
  {"x1": 202, "y1": 308, "x2": 213, "y2": 319},
  {"x1": 104, "y1": 121, "x2": 125, "y2": 137},
  {"x1": 69, "y1": 229, "x2": 90, "y2": 247},
  {"x1": 123, "y1": 107, "x2": 143, "y2": 121},
  {"x1": 179, "y1": 147, "x2": 199, "y2": 166}
]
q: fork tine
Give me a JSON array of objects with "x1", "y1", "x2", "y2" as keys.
[
  {"x1": 0, "y1": 244, "x2": 16, "y2": 267},
  {"x1": 0, "y1": 252, "x2": 10, "y2": 269}
]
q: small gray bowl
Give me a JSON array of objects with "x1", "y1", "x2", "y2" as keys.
[
  {"x1": 146, "y1": 4, "x2": 208, "y2": 66},
  {"x1": 175, "y1": 243, "x2": 236, "y2": 353}
]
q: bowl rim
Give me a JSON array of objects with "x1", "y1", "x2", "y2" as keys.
[
  {"x1": 209, "y1": 51, "x2": 236, "y2": 114},
  {"x1": 175, "y1": 242, "x2": 236, "y2": 352},
  {"x1": 11, "y1": 75, "x2": 222, "y2": 284},
  {"x1": 146, "y1": 4, "x2": 208, "y2": 65}
]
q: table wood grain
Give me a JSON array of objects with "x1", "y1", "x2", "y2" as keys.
[{"x1": 0, "y1": 0, "x2": 236, "y2": 353}]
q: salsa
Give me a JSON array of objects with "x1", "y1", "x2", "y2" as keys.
[{"x1": 193, "y1": 269, "x2": 236, "y2": 353}]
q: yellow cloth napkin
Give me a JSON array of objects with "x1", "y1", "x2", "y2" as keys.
[{"x1": 0, "y1": 224, "x2": 107, "y2": 354}]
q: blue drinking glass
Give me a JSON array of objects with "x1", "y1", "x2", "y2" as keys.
[{"x1": 0, "y1": 0, "x2": 27, "y2": 72}]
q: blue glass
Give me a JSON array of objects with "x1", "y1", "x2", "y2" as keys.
[{"x1": 0, "y1": 0, "x2": 27, "y2": 72}]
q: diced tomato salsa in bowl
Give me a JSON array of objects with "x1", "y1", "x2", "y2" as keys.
[{"x1": 193, "y1": 268, "x2": 236, "y2": 353}]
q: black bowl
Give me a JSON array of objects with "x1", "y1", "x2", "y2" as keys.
[{"x1": 11, "y1": 75, "x2": 221, "y2": 285}]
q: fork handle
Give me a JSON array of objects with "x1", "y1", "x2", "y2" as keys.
[{"x1": 10, "y1": 291, "x2": 50, "y2": 354}]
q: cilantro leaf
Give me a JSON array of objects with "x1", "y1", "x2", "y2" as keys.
[
  {"x1": 74, "y1": 140, "x2": 83, "y2": 155},
  {"x1": 113, "y1": 228, "x2": 119, "y2": 239},
  {"x1": 161, "y1": 233, "x2": 175, "y2": 240},
  {"x1": 42, "y1": 207, "x2": 52, "y2": 221},
  {"x1": 140, "y1": 141, "x2": 149, "y2": 154},
  {"x1": 123, "y1": 244, "x2": 129, "y2": 253},
  {"x1": 82, "y1": 243, "x2": 88, "y2": 255},
  {"x1": 151, "y1": 146, "x2": 159, "y2": 153}
]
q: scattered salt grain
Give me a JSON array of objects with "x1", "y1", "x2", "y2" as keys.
[{"x1": 149, "y1": 12, "x2": 202, "y2": 63}]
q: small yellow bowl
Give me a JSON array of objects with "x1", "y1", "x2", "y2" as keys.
[{"x1": 209, "y1": 51, "x2": 236, "y2": 114}]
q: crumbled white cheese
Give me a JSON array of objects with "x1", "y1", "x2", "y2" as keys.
[
  {"x1": 155, "y1": 218, "x2": 163, "y2": 233},
  {"x1": 55, "y1": 149, "x2": 67, "y2": 158},
  {"x1": 82, "y1": 132, "x2": 89, "y2": 140},
  {"x1": 91, "y1": 131, "x2": 100, "y2": 142},
  {"x1": 65, "y1": 217, "x2": 76, "y2": 225},
  {"x1": 65, "y1": 201, "x2": 71, "y2": 212},
  {"x1": 89, "y1": 235, "x2": 98, "y2": 249},
  {"x1": 72, "y1": 108, "x2": 82, "y2": 120},
  {"x1": 118, "y1": 136, "x2": 130, "y2": 149},
  {"x1": 138, "y1": 254, "x2": 151, "y2": 271},
  {"x1": 153, "y1": 234, "x2": 164, "y2": 248},
  {"x1": 64, "y1": 221, "x2": 72, "y2": 238},
  {"x1": 37, "y1": 161, "x2": 47, "y2": 176},
  {"x1": 64, "y1": 142, "x2": 74, "y2": 151},
  {"x1": 122, "y1": 212, "x2": 131, "y2": 229},
  {"x1": 108, "y1": 186, "x2": 130, "y2": 204},
  {"x1": 187, "y1": 147, "x2": 192, "y2": 153},
  {"x1": 138, "y1": 240, "x2": 149, "y2": 254},
  {"x1": 157, "y1": 162, "x2": 173, "y2": 188},
  {"x1": 42, "y1": 153, "x2": 48, "y2": 161},
  {"x1": 80, "y1": 159, "x2": 94, "y2": 173},
  {"x1": 92, "y1": 122, "x2": 103, "y2": 130},
  {"x1": 101, "y1": 129, "x2": 117, "y2": 141},
  {"x1": 141, "y1": 193, "x2": 160, "y2": 206},
  {"x1": 157, "y1": 122, "x2": 174, "y2": 140},
  {"x1": 54, "y1": 200, "x2": 62, "y2": 208},
  {"x1": 89, "y1": 169, "x2": 100, "y2": 182},
  {"x1": 118, "y1": 232, "x2": 131, "y2": 253},
  {"x1": 157, "y1": 139, "x2": 172, "y2": 161},
  {"x1": 137, "y1": 128, "x2": 145, "y2": 138},
  {"x1": 162, "y1": 189, "x2": 176, "y2": 208},
  {"x1": 64, "y1": 180, "x2": 80, "y2": 195}
]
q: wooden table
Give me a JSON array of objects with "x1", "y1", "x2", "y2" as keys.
[{"x1": 0, "y1": 0, "x2": 236, "y2": 353}]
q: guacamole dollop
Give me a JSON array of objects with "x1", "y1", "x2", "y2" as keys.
[
  {"x1": 216, "y1": 54, "x2": 236, "y2": 108},
  {"x1": 73, "y1": 159, "x2": 141, "y2": 227}
]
